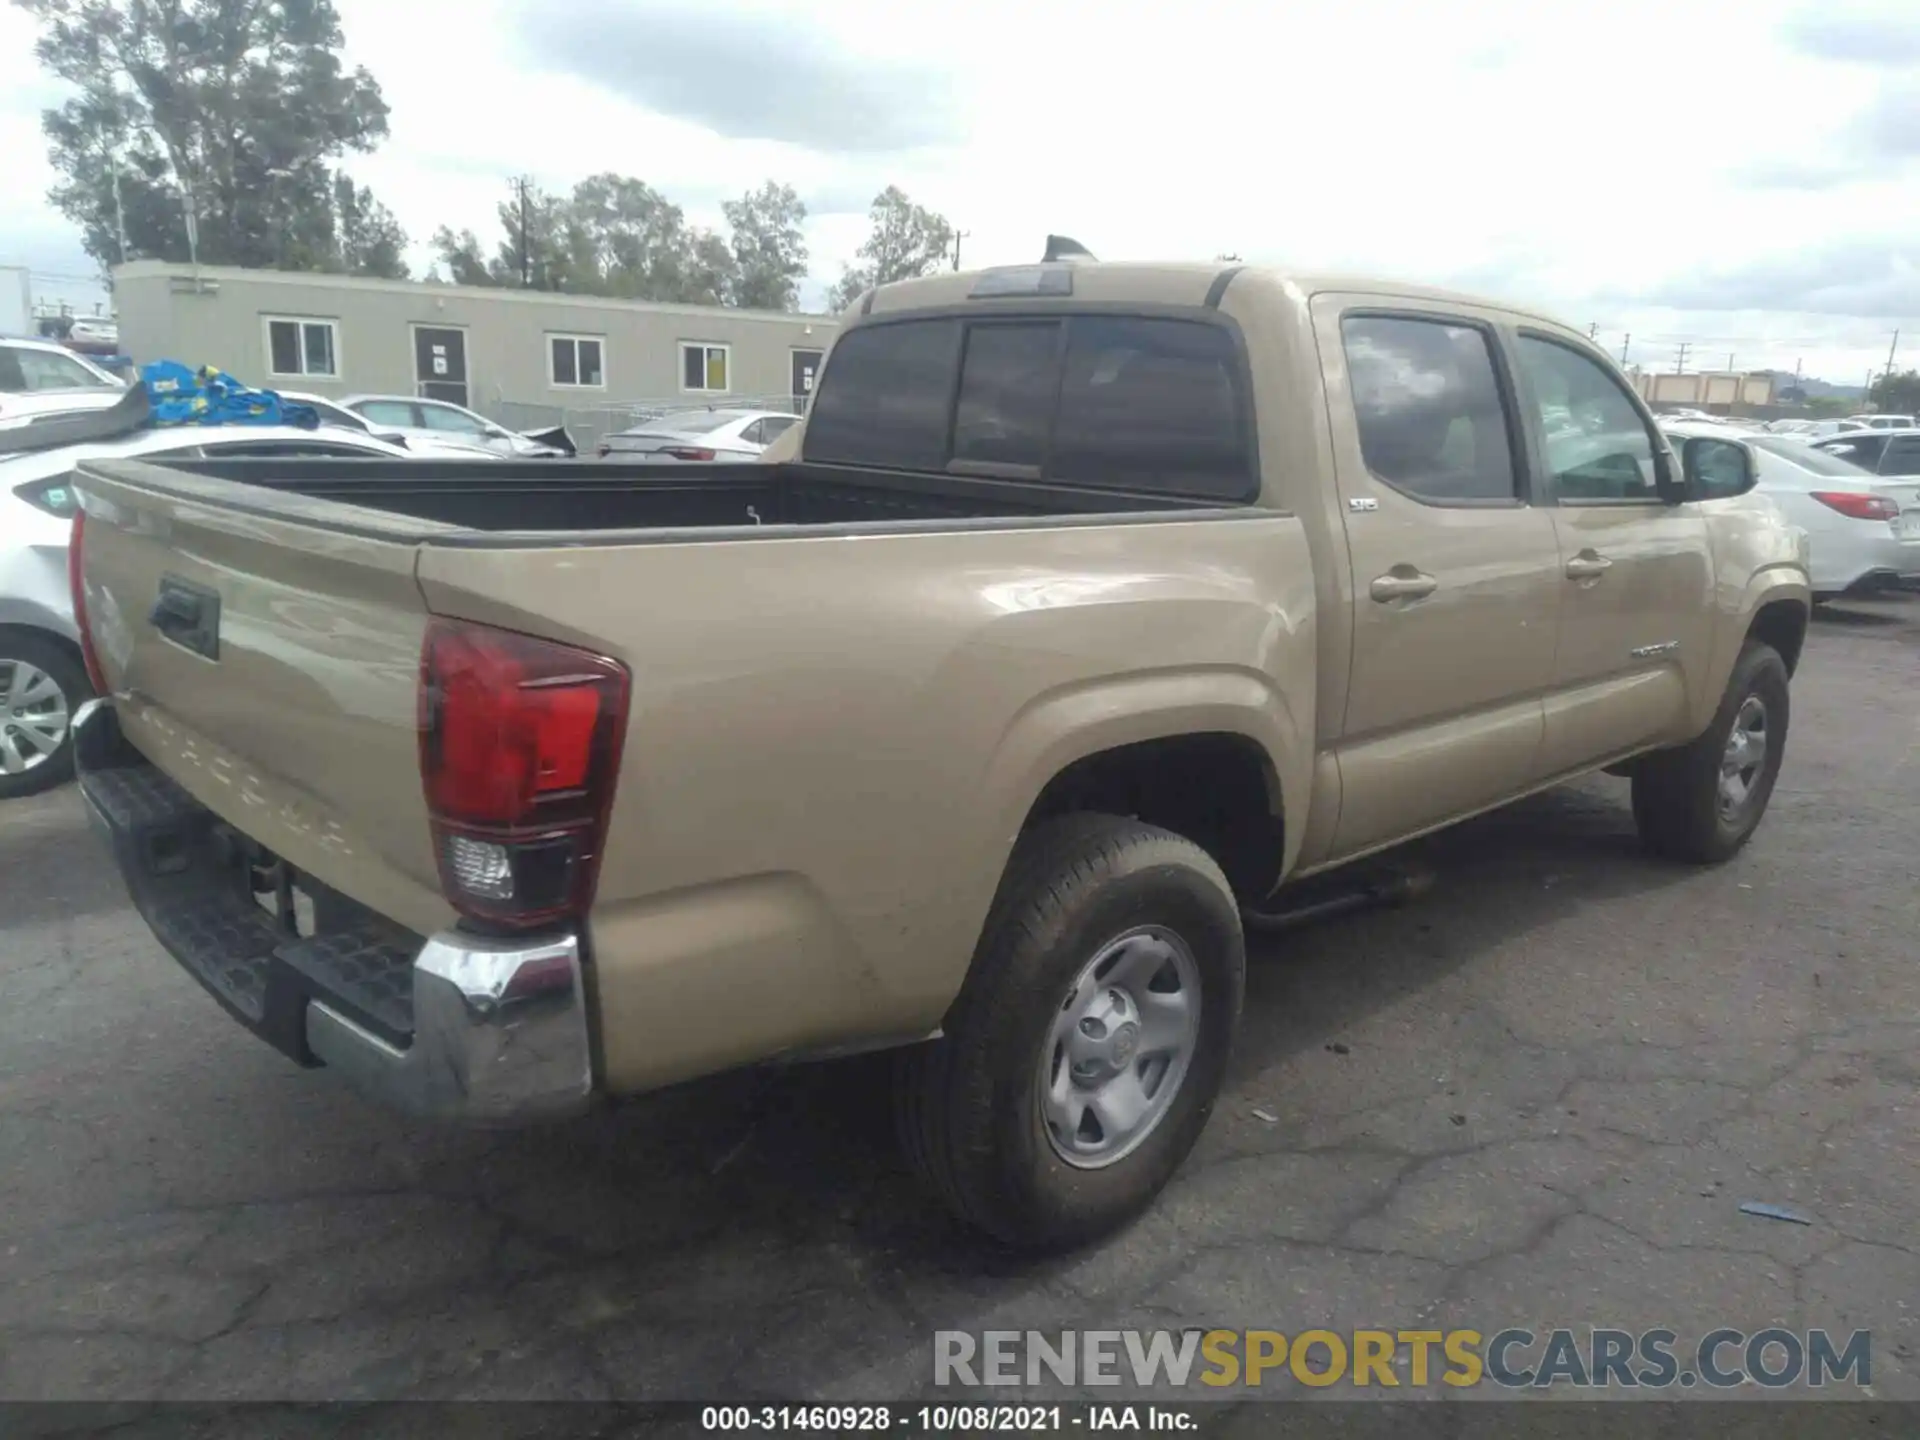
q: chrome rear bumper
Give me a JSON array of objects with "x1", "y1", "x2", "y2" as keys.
[{"x1": 75, "y1": 699, "x2": 595, "y2": 1127}]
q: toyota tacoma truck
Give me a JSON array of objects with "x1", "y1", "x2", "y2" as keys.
[{"x1": 66, "y1": 259, "x2": 1811, "y2": 1250}]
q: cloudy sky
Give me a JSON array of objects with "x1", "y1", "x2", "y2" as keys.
[{"x1": 4, "y1": 0, "x2": 1918, "y2": 387}]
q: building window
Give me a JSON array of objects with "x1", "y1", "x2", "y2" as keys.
[
  {"x1": 550, "y1": 334, "x2": 604, "y2": 389},
  {"x1": 681, "y1": 342, "x2": 730, "y2": 394},
  {"x1": 264, "y1": 317, "x2": 339, "y2": 378}
]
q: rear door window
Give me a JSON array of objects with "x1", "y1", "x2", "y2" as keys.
[
  {"x1": 1880, "y1": 436, "x2": 1920, "y2": 476},
  {"x1": 802, "y1": 319, "x2": 962, "y2": 470}
]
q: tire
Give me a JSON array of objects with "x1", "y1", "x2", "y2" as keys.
[
  {"x1": 1631, "y1": 641, "x2": 1789, "y2": 864},
  {"x1": 0, "y1": 633, "x2": 91, "y2": 800},
  {"x1": 896, "y1": 813, "x2": 1246, "y2": 1250}
]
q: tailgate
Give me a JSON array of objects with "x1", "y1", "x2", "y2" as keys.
[{"x1": 74, "y1": 457, "x2": 455, "y2": 936}]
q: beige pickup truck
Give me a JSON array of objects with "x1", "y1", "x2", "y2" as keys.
[{"x1": 66, "y1": 259, "x2": 1810, "y2": 1250}]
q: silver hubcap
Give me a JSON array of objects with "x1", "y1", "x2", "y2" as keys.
[
  {"x1": 0, "y1": 661, "x2": 71, "y2": 776},
  {"x1": 1038, "y1": 927, "x2": 1203, "y2": 1170},
  {"x1": 1718, "y1": 694, "x2": 1769, "y2": 818}
]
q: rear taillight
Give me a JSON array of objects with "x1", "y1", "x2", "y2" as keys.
[
  {"x1": 1811, "y1": 491, "x2": 1899, "y2": 522},
  {"x1": 68, "y1": 509, "x2": 108, "y2": 693},
  {"x1": 664, "y1": 447, "x2": 716, "y2": 462},
  {"x1": 419, "y1": 617, "x2": 630, "y2": 930}
]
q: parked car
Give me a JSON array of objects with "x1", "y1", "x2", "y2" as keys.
[
  {"x1": 0, "y1": 337, "x2": 128, "y2": 423},
  {"x1": 1664, "y1": 421, "x2": 1920, "y2": 601},
  {"x1": 274, "y1": 391, "x2": 497, "y2": 457},
  {"x1": 1774, "y1": 418, "x2": 1872, "y2": 442},
  {"x1": 596, "y1": 407, "x2": 801, "y2": 462},
  {"x1": 65, "y1": 318, "x2": 120, "y2": 348},
  {"x1": 342, "y1": 394, "x2": 570, "y2": 457},
  {"x1": 68, "y1": 258, "x2": 1809, "y2": 1249},
  {"x1": 1844, "y1": 413, "x2": 1916, "y2": 431},
  {"x1": 1, "y1": 409, "x2": 499, "y2": 798},
  {"x1": 1811, "y1": 427, "x2": 1920, "y2": 477}
]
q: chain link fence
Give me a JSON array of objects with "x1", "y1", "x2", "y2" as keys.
[{"x1": 486, "y1": 394, "x2": 808, "y2": 456}]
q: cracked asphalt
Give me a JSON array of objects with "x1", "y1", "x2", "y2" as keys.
[{"x1": 0, "y1": 596, "x2": 1914, "y2": 1411}]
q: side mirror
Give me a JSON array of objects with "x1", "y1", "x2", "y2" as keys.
[{"x1": 1679, "y1": 436, "x2": 1756, "y2": 502}]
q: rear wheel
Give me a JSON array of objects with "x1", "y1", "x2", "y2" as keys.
[
  {"x1": 0, "y1": 634, "x2": 89, "y2": 800},
  {"x1": 1631, "y1": 641, "x2": 1789, "y2": 864},
  {"x1": 896, "y1": 813, "x2": 1245, "y2": 1250}
]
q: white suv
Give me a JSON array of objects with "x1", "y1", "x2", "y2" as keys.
[{"x1": 0, "y1": 337, "x2": 127, "y2": 422}]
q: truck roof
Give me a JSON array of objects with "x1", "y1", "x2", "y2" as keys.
[{"x1": 863, "y1": 260, "x2": 1580, "y2": 337}]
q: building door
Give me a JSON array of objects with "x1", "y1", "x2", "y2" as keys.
[
  {"x1": 413, "y1": 327, "x2": 468, "y2": 408},
  {"x1": 791, "y1": 348, "x2": 824, "y2": 413}
]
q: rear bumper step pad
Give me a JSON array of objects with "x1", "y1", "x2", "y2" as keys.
[{"x1": 75, "y1": 699, "x2": 595, "y2": 1125}]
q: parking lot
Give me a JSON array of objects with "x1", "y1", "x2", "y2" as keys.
[{"x1": 0, "y1": 595, "x2": 1914, "y2": 1407}]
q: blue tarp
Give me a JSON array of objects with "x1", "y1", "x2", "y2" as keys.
[{"x1": 139, "y1": 361, "x2": 320, "y2": 431}]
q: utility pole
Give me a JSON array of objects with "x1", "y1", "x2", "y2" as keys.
[
  {"x1": 1588, "y1": 322, "x2": 1599, "y2": 340},
  {"x1": 1675, "y1": 342, "x2": 1689, "y2": 375},
  {"x1": 516, "y1": 177, "x2": 532, "y2": 288},
  {"x1": 1727, "y1": 352, "x2": 1735, "y2": 373},
  {"x1": 1882, "y1": 329, "x2": 1900, "y2": 402},
  {"x1": 952, "y1": 230, "x2": 970, "y2": 271},
  {"x1": 1619, "y1": 333, "x2": 1631, "y2": 365}
]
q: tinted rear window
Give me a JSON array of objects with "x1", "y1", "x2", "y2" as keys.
[
  {"x1": 1049, "y1": 318, "x2": 1250, "y2": 498},
  {"x1": 952, "y1": 322, "x2": 1059, "y2": 469},
  {"x1": 804, "y1": 313, "x2": 1252, "y2": 500},
  {"x1": 802, "y1": 319, "x2": 961, "y2": 471}
]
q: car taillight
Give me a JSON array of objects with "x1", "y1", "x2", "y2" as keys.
[
  {"x1": 68, "y1": 509, "x2": 108, "y2": 693},
  {"x1": 664, "y1": 447, "x2": 716, "y2": 462},
  {"x1": 1811, "y1": 491, "x2": 1899, "y2": 522},
  {"x1": 418, "y1": 617, "x2": 630, "y2": 930}
]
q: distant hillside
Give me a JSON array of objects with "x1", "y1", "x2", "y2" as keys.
[{"x1": 1752, "y1": 369, "x2": 1865, "y2": 401}]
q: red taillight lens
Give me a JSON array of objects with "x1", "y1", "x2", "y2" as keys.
[
  {"x1": 1811, "y1": 490, "x2": 1899, "y2": 522},
  {"x1": 419, "y1": 617, "x2": 629, "y2": 929},
  {"x1": 664, "y1": 447, "x2": 716, "y2": 462},
  {"x1": 68, "y1": 509, "x2": 108, "y2": 694}
]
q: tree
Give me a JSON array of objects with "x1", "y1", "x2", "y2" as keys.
[
  {"x1": 429, "y1": 227, "x2": 494, "y2": 287},
  {"x1": 1867, "y1": 368, "x2": 1920, "y2": 416},
  {"x1": 722, "y1": 181, "x2": 808, "y2": 311},
  {"x1": 565, "y1": 172, "x2": 715, "y2": 301},
  {"x1": 827, "y1": 186, "x2": 956, "y2": 311},
  {"x1": 334, "y1": 176, "x2": 408, "y2": 279},
  {"x1": 492, "y1": 178, "x2": 574, "y2": 290},
  {"x1": 16, "y1": 0, "x2": 406, "y2": 277}
]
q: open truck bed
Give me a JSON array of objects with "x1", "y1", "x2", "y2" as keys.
[{"x1": 140, "y1": 456, "x2": 1213, "y2": 538}]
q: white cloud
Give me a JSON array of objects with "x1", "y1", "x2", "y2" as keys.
[{"x1": 3, "y1": 0, "x2": 1918, "y2": 382}]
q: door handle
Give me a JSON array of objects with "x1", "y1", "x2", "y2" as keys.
[
  {"x1": 1369, "y1": 569, "x2": 1438, "y2": 603},
  {"x1": 1565, "y1": 552, "x2": 1614, "y2": 580}
]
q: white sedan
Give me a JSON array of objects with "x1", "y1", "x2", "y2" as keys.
[
  {"x1": 0, "y1": 420, "x2": 497, "y2": 796},
  {"x1": 596, "y1": 408, "x2": 801, "y2": 462},
  {"x1": 343, "y1": 394, "x2": 569, "y2": 457},
  {"x1": 1665, "y1": 421, "x2": 1920, "y2": 601}
]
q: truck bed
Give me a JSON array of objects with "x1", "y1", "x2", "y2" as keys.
[{"x1": 149, "y1": 457, "x2": 1215, "y2": 539}]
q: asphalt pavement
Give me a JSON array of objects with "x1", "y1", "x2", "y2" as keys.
[{"x1": 1, "y1": 595, "x2": 1914, "y2": 1411}]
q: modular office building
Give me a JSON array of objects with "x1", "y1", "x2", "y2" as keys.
[{"x1": 110, "y1": 261, "x2": 839, "y2": 421}]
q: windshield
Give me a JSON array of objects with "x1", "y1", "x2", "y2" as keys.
[{"x1": 1749, "y1": 436, "x2": 1875, "y2": 477}]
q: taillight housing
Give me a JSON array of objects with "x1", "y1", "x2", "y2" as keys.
[
  {"x1": 1811, "y1": 490, "x2": 1899, "y2": 522},
  {"x1": 664, "y1": 446, "x2": 716, "y2": 462},
  {"x1": 419, "y1": 617, "x2": 630, "y2": 930},
  {"x1": 68, "y1": 509, "x2": 108, "y2": 694}
]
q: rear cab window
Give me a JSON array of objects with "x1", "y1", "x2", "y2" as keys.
[{"x1": 802, "y1": 312, "x2": 1255, "y2": 502}]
